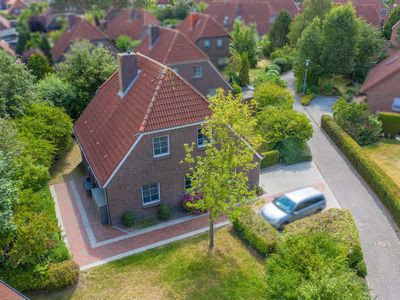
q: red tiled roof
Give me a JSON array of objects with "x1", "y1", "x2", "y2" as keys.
[
  {"x1": 204, "y1": 0, "x2": 299, "y2": 35},
  {"x1": 135, "y1": 26, "x2": 208, "y2": 65},
  {"x1": 51, "y1": 16, "x2": 111, "y2": 62},
  {"x1": 362, "y1": 49, "x2": 400, "y2": 92},
  {"x1": 0, "y1": 40, "x2": 15, "y2": 56},
  {"x1": 354, "y1": 3, "x2": 382, "y2": 26},
  {"x1": 334, "y1": 0, "x2": 387, "y2": 16},
  {"x1": 7, "y1": 0, "x2": 28, "y2": 13},
  {"x1": 0, "y1": 281, "x2": 26, "y2": 300},
  {"x1": 0, "y1": 15, "x2": 10, "y2": 30},
  {"x1": 105, "y1": 8, "x2": 159, "y2": 40},
  {"x1": 176, "y1": 12, "x2": 228, "y2": 42},
  {"x1": 390, "y1": 20, "x2": 400, "y2": 46},
  {"x1": 74, "y1": 53, "x2": 210, "y2": 186}
]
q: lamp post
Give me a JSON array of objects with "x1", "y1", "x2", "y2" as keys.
[{"x1": 303, "y1": 59, "x2": 310, "y2": 95}]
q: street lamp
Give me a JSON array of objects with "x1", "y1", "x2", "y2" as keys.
[{"x1": 303, "y1": 59, "x2": 310, "y2": 95}]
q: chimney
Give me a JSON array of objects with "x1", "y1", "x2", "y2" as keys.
[
  {"x1": 189, "y1": 13, "x2": 199, "y2": 29},
  {"x1": 149, "y1": 25, "x2": 160, "y2": 48},
  {"x1": 117, "y1": 52, "x2": 139, "y2": 96}
]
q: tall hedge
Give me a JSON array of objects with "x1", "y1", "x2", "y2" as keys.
[
  {"x1": 321, "y1": 115, "x2": 400, "y2": 226},
  {"x1": 378, "y1": 112, "x2": 400, "y2": 138}
]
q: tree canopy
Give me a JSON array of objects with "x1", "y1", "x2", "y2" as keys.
[
  {"x1": 269, "y1": 10, "x2": 292, "y2": 50},
  {"x1": 230, "y1": 19, "x2": 259, "y2": 67}
]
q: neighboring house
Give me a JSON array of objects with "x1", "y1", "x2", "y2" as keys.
[
  {"x1": 362, "y1": 50, "x2": 400, "y2": 113},
  {"x1": 176, "y1": 12, "x2": 230, "y2": 69},
  {"x1": 204, "y1": 0, "x2": 299, "y2": 36},
  {"x1": 74, "y1": 52, "x2": 261, "y2": 224},
  {"x1": 0, "y1": 27, "x2": 17, "y2": 46},
  {"x1": 105, "y1": 8, "x2": 159, "y2": 41},
  {"x1": 0, "y1": 39, "x2": 15, "y2": 55},
  {"x1": 7, "y1": 0, "x2": 28, "y2": 16},
  {"x1": 135, "y1": 26, "x2": 231, "y2": 96},
  {"x1": 51, "y1": 15, "x2": 118, "y2": 62},
  {"x1": 391, "y1": 20, "x2": 400, "y2": 48},
  {"x1": 0, "y1": 280, "x2": 28, "y2": 299},
  {"x1": 333, "y1": 0, "x2": 385, "y2": 27}
]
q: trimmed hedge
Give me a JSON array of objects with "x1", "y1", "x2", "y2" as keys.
[
  {"x1": 300, "y1": 94, "x2": 314, "y2": 106},
  {"x1": 232, "y1": 206, "x2": 279, "y2": 255},
  {"x1": 378, "y1": 112, "x2": 400, "y2": 138},
  {"x1": 278, "y1": 138, "x2": 312, "y2": 165},
  {"x1": 261, "y1": 150, "x2": 279, "y2": 168},
  {"x1": 43, "y1": 260, "x2": 79, "y2": 290},
  {"x1": 321, "y1": 115, "x2": 400, "y2": 227},
  {"x1": 284, "y1": 208, "x2": 367, "y2": 277}
]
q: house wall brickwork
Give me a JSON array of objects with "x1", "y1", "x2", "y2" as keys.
[
  {"x1": 195, "y1": 36, "x2": 230, "y2": 69},
  {"x1": 365, "y1": 71, "x2": 400, "y2": 113}
]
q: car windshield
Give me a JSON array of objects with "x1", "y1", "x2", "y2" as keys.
[{"x1": 273, "y1": 196, "x2": 296, "y2": 214}]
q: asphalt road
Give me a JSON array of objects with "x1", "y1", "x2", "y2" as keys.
[{"x1": 282, "y1": 72, "x2": 400, "y2": 300}]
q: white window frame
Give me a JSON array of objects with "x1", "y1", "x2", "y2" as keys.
[
  {"x1": 197, "y1": 128, "x2": 208, "y2": 149},
  {"x1": 193, "y1": 66, "x2": 203, "y2": 79},
  {"x1": 204, "y1": 39, "x2": 211, "y2": 50},
  {"x1": 141, "y1": 182, "x2": 160, "y2": 206},
  {"x1": 216, "y1": 39, "x2": 223, "y2": 48},
  {"x1": 152, "y1": 135, "x2": 170, "y2": 158},
  {"x1": 392, "y1": 97, "x2": 400, "y2": 112},
  {"x1": 184, "y1": 175, "x2": 191, "y2": 194}
]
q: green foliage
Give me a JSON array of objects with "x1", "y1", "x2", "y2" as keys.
[
  {"x1": 56, "y1": 40, "x2": 116, "y2": 118},
  {"x1": 277, "y1": 138, "x2": 312, "y2": 165},
  {"x1": 15, "y1": 27, "x2": 31, "y2": 55},
  {"x1": 260, "y1": 150, "x2": 280, "y2": 168},
  {"x1": 232, "y1": 206, "x2": 279, "y2": 255},
  {"x1": 158, "y1": 204, "x2": 172, "y2": 221},
  {"x1": 254, "y1": 82, "x2": 294, "y2": 110},
  {"x1": 265, "y1": 232, "x2": 369, "y2": 299},
  {"x1": 231, "y1": 83, "x2": 242, "y2": 94},
  {"x1": 43, "y1": 260, "x2": 79, "y2": 290},
  {"x1": 230, "y1": 19, "x2": 259, "y2": 67},
  {"x1": 300, "y1": 94, "x2": 314, "y2": 106},
  {"x1": 36, "y1": 74, "x2": 77, "y2": 115},
  {"x1": 115, "y1": 35, "x2": 140, "y2": 52},
  {"x1": 258, "y1": 35, "x2": 273, "y2": 58},
  {"x1": 378, "y1": 112, "x2": 400, "y2": 138},
  {"x1": 321, "y1": 115, "x2": 400, "y2": 228},
  {"x1": 269, "y1": 10, "x2": 292, "y2": 50},
  {"x1": 333, "y1": 98, "x2": 382, "y2": 145},
  {"x1": 273, "y1": 57, "x2": 292, "y2": 73},
  {"x1": 257, "y1": 107, "x2": 313, "y2": 151},
  {"x1": 122, "y1": 211, "x2": 134, "y2": 227},
  {"x1": 26, "y1": 53, "x2": 52, "y2": 80},
  {"x1": 384, "y1": 6, "x2": 400, "y2": 39},
  {"x1": 155, "y1": 0, "x2": 192, "y2": 21},
  {"x1": 321, "y1": 5, "x2": 358, "y2": 76},
  {"x1": 195, "y1": 1, "x2": 208, "y2": 12},
  {"x1": 253, "y1": 71, "x2": 287, "y2": 88},
  {"x1": 0, "y1": 51, "x2": 36, "y2": 117},
  {"x1": 238, "y1": 53, "x2": 250, "y2": 86}
]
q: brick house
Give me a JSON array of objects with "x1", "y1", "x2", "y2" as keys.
[
  {"x1": 333, "y1": 0, "x2": 386, "y2": 27},
  {"x1": 176, "y1": 12, "x2": 230, "y2": 69},
  {"x1": 74, "y1": 52, "x2": 261, "y2": 225},
  {"x1": 104, "y1": 8, "x2": 159, "y2": 41},
  {"x1": 135, "y1": 26, "x2": 231, "y2": 96},
  {"x1": 6, "y1": 0, "x2": 28, "y2": 16},
  {"x1": 51, "y1": 15, "x2": 118, "y2": 62},
  {"x1": 362, "y1": 50, "x2": 400, "y2": 113}
]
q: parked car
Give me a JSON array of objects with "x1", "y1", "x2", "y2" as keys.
[{"x1": 260, "y1": 187, "x2": 326, "y2": 229}]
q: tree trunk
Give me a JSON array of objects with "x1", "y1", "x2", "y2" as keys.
[{"x1": 208, "y1": 217, "x2": 214, "y2": 253}]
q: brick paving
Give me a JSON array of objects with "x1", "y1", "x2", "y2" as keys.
[{"x1": 52, "y1": 180, "x2": 227, "y2": 269}]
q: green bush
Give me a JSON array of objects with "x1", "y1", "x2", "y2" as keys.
[
  {"x1": 321, "y1": 115, "x2": 400, "y2": 227},
  {"x1": 43, "y1": 260, "x2": 79, "y2": 290},
  {"x1": 261, "y1": 150, "x2": 279, "y2": 168},
  {"x1": 158, "y1": 204, "x2": 172, "y2": 221},
  {"x1": 378, "y1": 112, "x2": 400, "y2": 138},
  {"x1": 122, "y1": 211, "x2": 134, "y2": 227},
  {"x1": 268, "y1": 63, "x2": 281, "y2": 74},
  {"x1": 278, "y1": 138, "x2": 312, "y2": 165},
  {"x1": 273, "y1": 57, "x2": 292, "y2": 73},
  {"x1": 232, "y1": 206, "x2": 279, "y2": 255},
  {"x1": 284, "y1": 208, "x2": 367, "y2": 277},
  {"x1": 300, "y1": 94, "x2": 314, "y2": 106},
  {"x1": 231, "y1": 83, "x2": 242, "y2": 94}
]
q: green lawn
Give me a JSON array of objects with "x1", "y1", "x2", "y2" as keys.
[
  {"x1": 249, "y1": 59, "x2": 270, "y2": 85},
  {"x1": 30, "y1": 228, "x2": 266, "y2": 300},
  {"x1": 364, "y1": 138, "x2": 400, "y2": 187}
]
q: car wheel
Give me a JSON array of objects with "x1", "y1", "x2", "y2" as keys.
[
  {"x1": 316, "y1": 208, "x2": 323, "y2": 214},
  {"x1": 279, "y1": 222, "x2": 289, "y2": 231}
]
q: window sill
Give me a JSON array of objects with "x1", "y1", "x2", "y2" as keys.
[
  {"x1": 153, "y1": 153, "x2": 170, "y2": 159},
  {"x1": 193, "y1": 76, "x2": 203, "y2": 80},
  {"x1": 142, "y1": 200, "x2": 161, "y2": 208}
]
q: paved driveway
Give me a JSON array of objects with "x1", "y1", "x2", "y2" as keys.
[{"x1": 283, "y1": 72, "x2": 400, "y2": 300}]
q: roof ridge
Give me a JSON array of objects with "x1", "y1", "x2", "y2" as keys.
[
  {"x1": 139, "y1": 67, "x2": 168, "y2": 132},
  {"x1": 198, "y1": 14, "x2": 208, "y2": 38},
  {"x1": 163, "y1": 29, "x2": 179, "y2": 64}
]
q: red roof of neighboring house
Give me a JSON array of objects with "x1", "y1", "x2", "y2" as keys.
[
  {"x1": 334, "y1": 0, "x2": 387, "y2": 18},
  {"x1": 0, "y1": 40, "x2": 15, "y2": 56},
  {"x1": 7, "y1": 0, "x2": 28, "y2": 14},
  {"x1": 204, "y1": 0, "x2": 299, "y2": 35},
  {"x1": 176, "y1": 12, "x2": 229, "y2": 42},
  {"x1": 0, "y1": 280, "x2": 27, "y2": 300},
  {"x1": 105, "y1": 8, "x2": 159, "y2": 40},
  {"x1": 391, "y1": 20, "x2": 400, "y2": 46},
  {"x1": 362, "y1": 50, "x2": 400, "y2": 92},
  {"x1": 74, "y1": 53, "x2": 210, "y2": 186},
  {"x1": 135, "y1": 26, "x2": 208, "y2": 65},
  {"x1": 0, "y1": 15, "x2": 10, "y2": 30},
  {"x1": 354, "y1": 3, "x2": 383, "y2": 26},
  {"x1": 51, "y1": 16, "x2": 111, "y2": 62}
]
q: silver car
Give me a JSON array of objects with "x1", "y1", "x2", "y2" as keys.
[{"x1": 260, "y1": 187, "x2": 326, "y2": 229}]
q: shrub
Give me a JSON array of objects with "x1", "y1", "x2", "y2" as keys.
[
  {"x1": 265, "y1": 232, "x2": 369, "y2": 299},
  {"x1": 284, "y1": 208, "x2": 367, "y2": 277},
  {"x1": 253, "y1": 72, "x2": 287, "y2": 88},
  {"x1": 157, "y1": 204, "x2": 172, "y2": 221},
  {"x1": 268, "y1": 63, "x2": 281, "y2": 74},
  {"x1": 273, "y1": 57, "x2": 292, "y2": 73},
  {"x1": 115, "y1": 35, "x2": 140, "y2": 52},
  {"x1": 231, "y1": 83, "x2": 242, "y2": 94},
  {"x1": 180, "y1": 194, "x2": 206, "y2": 215},
  {"x1": 321, "y1": 115, "x2": 400, "y2": 227},
  {"x1": 277, "y1": 138, "x2": 312, "y2": 165},
  {"x1": 232, "y1": 206, "x2": 279, "y2": 255},
  {"x1": 254, "y1": 82, "x2": 294, "y2": 110},
  {"x1": 43, "y1": 260, "x2": 79, "y2": 290},
  {"x1": 378, "y1": 112, "x2": 400, "y2": 138},
  {"x1": 122, "y1": 211, "x2": 134, "y2": 227},
  {"x1": 261, "y1": 150, "x2": 279, "y2": 168},
  {"x1": 300, "y1": 94, "x2": 314, "y2": 106}
]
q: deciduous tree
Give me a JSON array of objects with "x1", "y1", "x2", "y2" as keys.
[
  {"x1": 269, "y1": 10, "x2": 292, "y2": 50},
  {"x1": 230, "y1": 19, "x2": 259, "y2": 67}
]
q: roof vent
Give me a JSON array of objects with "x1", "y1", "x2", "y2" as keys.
[{"x1": 117, "y1": 52, "x2": 141, "y2": 97}]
